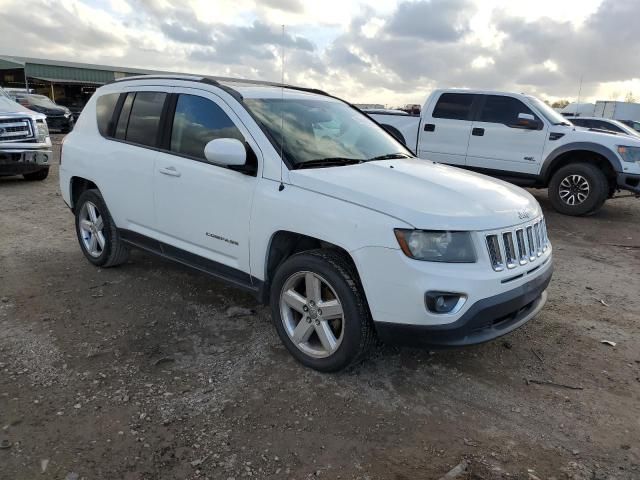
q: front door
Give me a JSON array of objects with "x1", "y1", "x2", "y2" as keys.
[
  {"x1": 465, "y1": 94, "x2": 547, "y2": 175},
  {"x1": 153, "y1": 88, "x2": 260, "y2": 276}
]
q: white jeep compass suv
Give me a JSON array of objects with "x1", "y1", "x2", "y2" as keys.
[{"x1": 59, "y1": 75, "x2": 553, "y2": 371}]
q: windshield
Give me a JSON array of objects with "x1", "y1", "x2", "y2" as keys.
[
  {"x1": 0, "y1": 87, "x2": 10, "y2": 99},
  {"x1": 243, "y1": 98, "x2": 412, "y2": 167},
  {"x1": 527, "y1": 96, "x2": 571, "y2": 125}
]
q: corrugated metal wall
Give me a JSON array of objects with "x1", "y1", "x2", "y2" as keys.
[{"x1": 24, "y1": 63, "x2": 116, "y2": 83}]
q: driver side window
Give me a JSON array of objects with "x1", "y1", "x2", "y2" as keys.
[
  {"x1": 170, "y1": 94, "x2": 244, "y2": 160},
  {"x1": 479, "y1": 95, "x2": 538, "y2": 126}
]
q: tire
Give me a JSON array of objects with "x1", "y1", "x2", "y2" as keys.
[
  {"x1": 270, "y1": 249, "x2": 375, "y2": 372},
  {"x1": 75, "y1": 189, "x2": 129, "y2": 267},
  {"x1": 548, "y1": 163, "x2": 608, "y2": 216},
  {"x1": 23, "y1": 168, "x2": 49, "y2": 181}
]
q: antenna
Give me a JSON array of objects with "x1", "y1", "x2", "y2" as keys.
[
  {"x1": 576, "y1": 74, "x2": 583, "y2": 114},
  {"x1": 278, "y1": 24, "x2": 285, "y2": 192}
]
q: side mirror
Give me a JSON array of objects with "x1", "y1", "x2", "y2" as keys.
[
  {"x1": 516, "y1": 113, "x2": 540, "y2": 130},
  {"x1": 204, "y1": 138, "x2": 247, "y2": 166}
]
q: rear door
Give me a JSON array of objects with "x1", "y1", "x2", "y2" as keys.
[
  {"x1": 417, "y1": 92, "x2": 477, "y2": 166},
  {"x1": 465, "y1": 94, "x2": 547, "y2": 175},
  {"x1": 97, "y1": 88, "x2": 169, "y2": 235}
]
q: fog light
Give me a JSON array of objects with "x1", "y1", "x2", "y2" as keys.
[{"x1": 425, "y1": 292, "x2": 466, "y2": 314}]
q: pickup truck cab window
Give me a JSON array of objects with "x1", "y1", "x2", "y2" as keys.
[
  {"x1": 170, "y1": 94, "x2": 244, "y2": 160},
  {"x1": 478, "y1": 95, "x2": 539, "y2": 127},
  {"x1": 432, "y1": 93, "x2": 476, "y2": 121}
]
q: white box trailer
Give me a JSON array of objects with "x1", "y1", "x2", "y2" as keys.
[{"x1": 594, "y1": 101, "x2": 640, "y2": 122}]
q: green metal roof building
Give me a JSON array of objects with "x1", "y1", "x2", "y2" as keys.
[{"x1": 0, "y1": 55, "x2": 172, "y2": 110}]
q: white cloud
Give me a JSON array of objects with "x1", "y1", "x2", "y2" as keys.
[{"x1": 0, "y1": 0, "x2": 637, "y2": 106}]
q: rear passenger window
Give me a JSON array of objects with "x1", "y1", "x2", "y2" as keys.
[
  {"x1": 170, "y1": 94, "x2": 244, "y2": 159},
  {"x1": 432, "y1": 93, "x2": 475, "y2": 120},
  {"x1": 96, "y1": 93, "x2": 119, "y2": 136},
  {"x1": 115, "y1": 93, "x2": 134, "y2": 140},
  {"x1": 479, "y1": 95, "x2": 536, "y2": 126},
  {"x1": 124, "y1": 92, "x2": 167, "y2": 147}
]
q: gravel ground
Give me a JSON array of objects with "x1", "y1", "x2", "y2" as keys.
[{"x1": 1, "y1": 135, "x2": 639, "y2": 479}]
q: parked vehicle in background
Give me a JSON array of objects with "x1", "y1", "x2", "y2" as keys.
[
  {"x1": 59, "y1": 75, "x2": 552, "y2": 371},
  {"x1": 13, "y1": 93, "x2": 74, "y2": 132},
  {"x1": 594, "y1": 100, "x2": 640, "y2": 124},
  {"x1": 369, "y1": 89, "x2": 640, "y2": 216},
  {"x1": 567, "y1": 116, "x2": 640, "y2": 138},
  {"x1": 0, "y1": 86, "x2": 52, "y2": 180},
  {"x1": 619, "y1": 119, "x2": 640, "y2": 134}
]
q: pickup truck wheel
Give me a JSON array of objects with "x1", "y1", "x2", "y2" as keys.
[
  {"x1": 75, "y1": 189, "x2": 129, "y2": 267},
  {"x1": 23, "y1": 168, "x2": 49, "y2": 181},
  {"x1": 549, "y1": 163, "x2": 608, "y2": 216},
  {"x1": 270, "y1": 249, "x2": 375, "y2": 372}
]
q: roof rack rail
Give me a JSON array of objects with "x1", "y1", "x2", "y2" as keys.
[{"x1": 104, "y1": 74, "x2": 330, "y2": 101}]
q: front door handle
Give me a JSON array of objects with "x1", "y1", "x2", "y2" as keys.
[
  {"x1": 159, "y1": 166, "x2": 181, "y2": 177},
  {"x1": 472, "y1": 127, "x2": 485, "y2": 136},
  {"x1": 424, "y1": 123, "x2": 435, "y2": 132}
]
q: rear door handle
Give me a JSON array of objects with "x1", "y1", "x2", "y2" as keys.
[
  {"x1": 472, "y1": 127, "x2": 485, "y2": 136},
  {"x1": 423, "y1": 123, "x2": 435, "y2": 132},
  {"x1": 159, "y1": 166, "x2": 181, "y2": 177}
]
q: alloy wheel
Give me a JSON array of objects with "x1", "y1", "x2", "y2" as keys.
[
  {"x1": 559, "y1": 174, "x2": 590, "y2": 206},
  {"x1": 78, "y1": 201, "x2": 106, "y2": 258},
  {"x1": 279, "y1": 271, "x2": 345, "y2": 358}
]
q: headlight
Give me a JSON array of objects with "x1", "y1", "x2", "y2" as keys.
[
  {"x1": 64, "y1": 112, "x2": 71, "y2": 118},
  {"x1": 35, "y1": 120, "x2": 49, "y2": 142},
  {"x1": 617, "y1": 145, "x2": 640, "y2": 163},
  {"x1": 394, "y1": 229, "x2": 476, "y2": 262}
]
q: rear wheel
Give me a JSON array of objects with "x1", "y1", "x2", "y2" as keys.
[
  {"x1": 270, "y1": 249, "x2": 375, "y2": 372},
  {"x1": 23, "y1": 168, "x2": 49, "y2": 181},
  {"x1": 548, "y1": 163, "x2": 608, "y2": 216},
  {"x1": 75, "y1": 189, "x2": 129, "y2": 267}
]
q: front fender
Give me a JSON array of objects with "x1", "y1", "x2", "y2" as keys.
[{"x1": 541, "y1": 142, "x2": 622, "y2": 181}]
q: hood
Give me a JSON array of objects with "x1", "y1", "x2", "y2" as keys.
[
  {"x1": 0, "y1": 96, "x2": 45, "y2": 119},
  {"x1": 290, "y1": 158, "x2": 541, "y2": 231},
  {"x1": 565, "y1": 125, "x2": 640, "y2": 146}
]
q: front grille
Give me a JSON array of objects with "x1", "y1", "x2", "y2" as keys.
[
  {"x1": 486, "y1": 218, "x2": 549, "y2": 272},
  {"x1": 0, "y1": 118, "x2": 34, "y2": 142}
]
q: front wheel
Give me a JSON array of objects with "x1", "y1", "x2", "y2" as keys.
[
  {"x1": 270, "y1": 249, "x2": 375, "y2": 372},
  {"x1": 548, "y1": 163, "x2": 608, "y2": 216}
]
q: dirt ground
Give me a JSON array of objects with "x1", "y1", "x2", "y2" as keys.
[{"x1": 1, "y1": 135, "x2": 639, "y2": 480}]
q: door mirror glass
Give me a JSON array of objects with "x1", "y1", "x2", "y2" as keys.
[
  {"x1": 204, "y1": 138, "x2": 247, "y2": 166},
  {"x1": 516, "y1": 113, "x2": 539, "y2": 129}
]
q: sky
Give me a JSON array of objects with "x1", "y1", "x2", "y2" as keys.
[{"x1": 0, "y1": 0, "x2": 639, "y2": 107}]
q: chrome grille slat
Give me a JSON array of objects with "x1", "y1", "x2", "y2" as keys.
[
  {"x1": 0, "y1": 117, "x2": 34, "y2": 142},
  {"x1": 486, "y1": 218, "x2": 549, "y2": 272}
]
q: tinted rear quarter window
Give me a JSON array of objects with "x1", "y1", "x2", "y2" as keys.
[
  {"x1": 170, "y1": 94, "x2": 244, "y2": 159},
  {"x1": 479, "y1": 95, "x2": 535, "y2": 125},
  {"x1": 432, "y1": 93, "x2": 475, "y2": 120},
  {"x1": 95, "y1": 93, "x2": 119, "y2": 136},
  {"x1": 124, "y1": 92, "x2": 167, "y2": 147}
]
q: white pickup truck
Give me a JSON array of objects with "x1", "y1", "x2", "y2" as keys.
[
  {"x1": 369, "y1": 89, "x2": 640, "y2": 216},
  {"x1": 0, "y1": 86, "x2": 52, "y2": 180}
]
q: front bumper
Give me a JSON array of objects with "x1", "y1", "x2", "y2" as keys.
[
  {"x1": 45, "y1": 115, "x2": 74, "y2": 132},
  {"x1": 375, "y1": 264, "x2": 552, "y2": 347},
  {"x1": 617, "y1": 172, "x2": 640, "y2": 194},
  {"x1": 0, "y1": 147, "x2": 53, "y2": 175}
]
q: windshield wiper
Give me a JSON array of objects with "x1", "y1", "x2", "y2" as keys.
[
  {"x1": 295, "y1": 158, "x2": 364, "y2": 169},
  {"x1": 367, "y1": 152, "x2": 412, "y2": 161}
]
